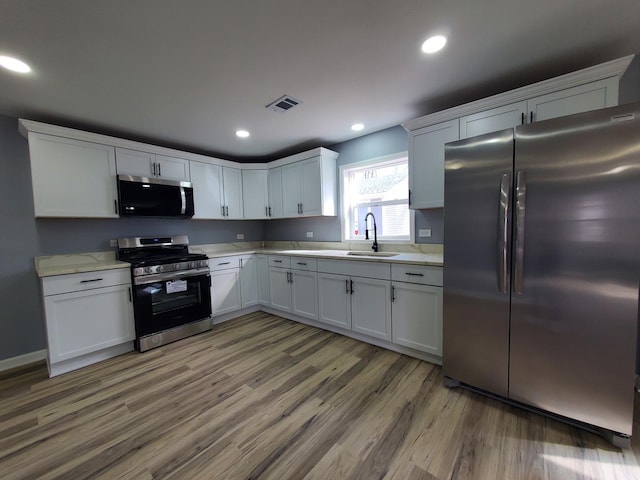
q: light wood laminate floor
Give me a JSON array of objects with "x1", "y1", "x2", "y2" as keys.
[{"x1": 1, "y1": 312, "x2": 640, "y2": 479}]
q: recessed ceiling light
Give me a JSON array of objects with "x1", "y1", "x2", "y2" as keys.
[
  {"x1": 351, "y1": 123, "x2": 364, "y2": 132},
  {"x1": 0, "y1": 55, "x2": 31, "y2": 73},
  {"x1": 421, "y1": 35, "x2": 447, "y2": 54},
  {"x1": 235, "y1": 130, "x2": 250, "y2": 138}
]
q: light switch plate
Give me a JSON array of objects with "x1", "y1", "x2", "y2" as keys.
[
  {"x1": 236, "y1": 233, "x2": 245, "y2": 240},
  {"x1": 109, "y1": 239, "x2": 117, "y2": 247},
  {"x1": 418, "y1": 229, "x2": 432, "y2": 238},
  {"x1": 306, "y1": 231, "x2": 313, "y2": 238}
]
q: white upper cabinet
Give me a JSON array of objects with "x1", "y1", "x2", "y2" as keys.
[
  {"x1": 460, "y1": 101, "x2": 527, "y2": 139},
  {"x1": 190, "y1": 161, "x2": 224, "y2": 219},
  {"x1": 404, "y1": 56, "x2": 632, "y2": 209},
  {"x1": 222, "y1": 167, "x2": 244, "y2": 219},
  {"x1": 242, "y1": 169, "x2": 269, "y2": 219},
  {"x1": 459, "y1": 78, "x2": 619, "y2": 139},
  {"x1": 27, "y1": 133, "x2": 119, "y2": 218},
  {"x1": 268, "y1": 167, "x2": 284, "y2": 219},
  {"x1": 408, "y1": 120, "x2": 459, "y2": 209},
  {"x1": 115, "y1": 147, "x2": 190, "y2": 182},
  {"x1": 190, "y1": 162, "x2": 243, "y2": 219},
  {"x1": 527, "y1": 77, "x2": 618, "y2": 123},
  {"x1": 277, "y1": 152, "x2": 337, "y2": 218}
]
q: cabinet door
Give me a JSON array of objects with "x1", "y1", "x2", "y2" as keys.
[
  {"x1": 44, "y1": 285, "x2": 135, "y2": 363},
  {"x1": 300, "y1": 157, "x2": 322, "y2": 216},
  {"x1": 190, "y1": 161, "x2": 224, "y2": 219},
  {"x1": 242, "y1": 170, "x2": 269, "y2": 219},
  {"x1": 291, "y1": 270, "x2": 318, "y2": 320},
  {"x1": 408, "y1": 119, "x2": 459, "y2": 209},
  {"x1": 115, "y1": 147, "x2": 154, "y2": 177},
  {"x1": 351, "y1": 277, "x2": 392, "y2": 341},
  {"x1": 222, "y1": 167, "x2": 244, "y2": 219},
  {"x1": 317, "y1": 273, "x2": 351, "y2": 329},
  {"x1": 256, "y1": 255, "x2": 271, "y2": 305},
  {"x1": 239, "y1": 255, "x2": 259, "y2": 308},
  {"x1": 211, "y1": 269, "x2": 241, "y2": 315},
  {"x1": 527, "y1": 77, "x2": 619, "y2": 123},
  {"x1": 392, "y1": 282, "x2": 442, "y2": 356},
  {"x1": 29, "y1": 133, "x2": 119, "y2": 218},
  {"x1": 459, "y1": 101, "x2": 527, "y2": 139},
  {"x1": 155, "y1": 154, "x2": 190, "y2": 181},
  {"x1": 269, "y1": 267, "x2": 292, "y2": 311},
  {"x1": 268, "y1": 167, "x2": 284, "y2": 218},
  {"x1": 281, "y1": 163, "x2": 302, "y2": 217}
]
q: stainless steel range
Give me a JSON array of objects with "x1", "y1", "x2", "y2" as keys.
[{"x1": 117, "y1": 235, "x2": 212, "y2": 351}]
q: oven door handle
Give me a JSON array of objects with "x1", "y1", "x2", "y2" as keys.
[{"x1": 134, "y1": 269, "x2": 210, "y2": 286}]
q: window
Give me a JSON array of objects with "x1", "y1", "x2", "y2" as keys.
[{"x1": 341, "y1": 152, "x2": 413, "y2": 242}]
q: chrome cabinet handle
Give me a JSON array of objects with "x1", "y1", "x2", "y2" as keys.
[
  {"x1": 273, "y1": 260, "x2": 282, "y2": 263},
  {"x1": 498, "y1": 173, "x2": 511, "y2": 293},
  {"x1": 300, "y1": 203, "x2": 303, "y2": 214},
  {"x1": 350, "y1": 279, "x2": 354, "y2": 295},
  {"x1": 297, "y1": 262, "x2": 307, "y2": 266},
  {"x1": 217, "y1": 262, "x2": 230, "y2": 266},
  {"x1": 345, "y1": 279, "x2": 349, "y2": 294},
  {"x1": 158, "y1": 162, "x2": 161, "y2": 177},
  {"x1": 514, "y1": 171, "x2": 527, "y2": 294},
  {"x1": 152, "y1": 162, "x2": 157, "y2": 176},
  {"x1": 268, "y1": 206, "x2": 272, "y2": 217},
  {"x1": 114, "y1": 199, "x2": 118, "y2": 214},
  {"x1": 128, "y1": 287, "x2": 132, "y2": 302},
  {"x1": 391, "y1": 285, "x2": 395, "y2": 302},
  {"x1": 80, "y1": 278, "x2": 103, "y2": 283},
  {"x1": 405, "y1": 272, "x2": 424, "y2": 277},
  {"x1": 265, "y1": 206, "x2": 268, "y2": 217}
]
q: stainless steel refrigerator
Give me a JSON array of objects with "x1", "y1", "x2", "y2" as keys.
[{"x1": 443, "y1": 102, "x2": 640, "y2": 447}]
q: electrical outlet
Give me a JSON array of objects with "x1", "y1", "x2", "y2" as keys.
[
  {"x1": 306, "y1": 231, "x2": 313, "y2": 238},
  {"x1": 418, "y1": 229, "x2": 432, "y2": 238},
  {"x1": 236, "y1": 233, "x2": 245, "y2": 240},
  {"x1": 109, "y1": 239, "x2": 117, "y2": 247}
]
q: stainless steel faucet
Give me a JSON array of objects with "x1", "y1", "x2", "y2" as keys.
[{"x1": 364, "y1": 212, "x2": 378, "y2": 252}]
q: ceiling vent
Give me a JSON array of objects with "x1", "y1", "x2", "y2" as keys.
[{"x1": 266, "y1": 95, "x2": 302, "y2": 113}]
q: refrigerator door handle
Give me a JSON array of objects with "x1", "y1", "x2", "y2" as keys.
[
  {"x1": 514, "y1": 170, "x2": 527, "y2": 294},
  {"x1": 498, "y1": 173, "x2": 511, "y2": 293}
]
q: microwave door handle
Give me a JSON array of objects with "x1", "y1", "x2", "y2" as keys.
[{"x1": 180, "y1": 187, "x2": 186, "y2": 215}]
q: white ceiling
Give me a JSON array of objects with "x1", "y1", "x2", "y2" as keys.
[{"x1": 1, "y1": 0, "x2": 639, "y2": 161}]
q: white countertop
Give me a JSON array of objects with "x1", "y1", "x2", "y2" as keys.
[{"x1": 36, "y1": 243, "x2": 443, "y2": 277}]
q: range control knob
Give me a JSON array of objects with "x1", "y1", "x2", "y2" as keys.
[{"x1": 144, "y1": 267, "x2": 152, "y2": 274}]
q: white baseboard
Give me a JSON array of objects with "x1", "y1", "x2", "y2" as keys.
[{"x1": 0, "y1": 349, "x2": 47, "y2": 373}]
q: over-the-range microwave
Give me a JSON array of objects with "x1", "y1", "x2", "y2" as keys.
[{"x1": 117, "y1": 175, "x2": 194, "y2": 218}]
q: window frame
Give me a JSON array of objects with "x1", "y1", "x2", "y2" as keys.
[{"x1": 339, "y1": 151, "x2": 415, "y2": 244}]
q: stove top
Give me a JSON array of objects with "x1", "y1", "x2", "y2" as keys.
[{"x1": 116, "y1": 235, "x2": 209, "y2": 271}]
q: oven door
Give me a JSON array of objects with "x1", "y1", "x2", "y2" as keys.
[{"x1": 132, "y1": 270, "x2": 212, "y2": 338}]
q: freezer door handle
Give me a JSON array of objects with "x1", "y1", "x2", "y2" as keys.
[
  {"x1": 498, "y1": 173, "x2": 511, "y2": 293},
  {"x1": 514, "y1": 170, "x2": 527, "y2": 294}
]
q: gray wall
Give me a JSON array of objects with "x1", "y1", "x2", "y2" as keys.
[
  {"x1": 0, "y1": 114, "x2": 264, "y2": 361},
  {"x1": 264, "y1": 125, "x2": 444, "y2": 243}
]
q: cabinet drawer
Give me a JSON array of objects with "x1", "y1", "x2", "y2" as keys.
[
  {"x1": 269, "y1": 255, "x2": 291, "y2": 268},
  {"x1": 317, "y1": 259, "x2": 390, "y2": 280},
  {"x1": 392, "y1": 264, "x2": 442, "y2": 286},
  {"x1": 42, "y1": 268, "x2": 130, "y2": 296},
  {"x1": 209, "y1": 256, "x2": 240, "y2": 271},
  {"x1": 290, "y1": 257, "x2": 317, "y2": 271}
]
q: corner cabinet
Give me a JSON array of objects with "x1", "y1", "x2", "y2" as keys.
[
  {"x1": 41, "y1": 268, "x2": 135, "y2": 377},
  {"x1": 27, "y1": 133, "x2": 119, "y2": 218},
  {"x1": 404, "y1": 56, "x2": 632, "y2": 209}
]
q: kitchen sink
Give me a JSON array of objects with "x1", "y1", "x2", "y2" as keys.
[{"x1": 347, "y1": 251, "x2": 398, "y2": 257}]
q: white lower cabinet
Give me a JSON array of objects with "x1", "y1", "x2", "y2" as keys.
[
  {"x1": 239, "y1": 255, "x2": 258, "y2": 308},
  {"x1": 41, "y1": 269, "x2": 135, "y2": 377},
  {"x1": 317, "y1": 273, "x2": 351, "y2": 329},
  {"x1": 210, "y1": 255, "x2": 258, "y2": 316},
  {"x1": 268, "y1": 256, "x2": 318, "y2": 320},
  {"x1": 351, "y1": 277, "x2": 392, "y2": 341},
  {"x1": 211, "y1": 268, "x2": 241, "y2": 315},
  {"x1": 256, "y1": 254, "x2": 271, "y2": 305},
  {"x1": 391, "y1": 282, "x2": 442, "y2": 356}
]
